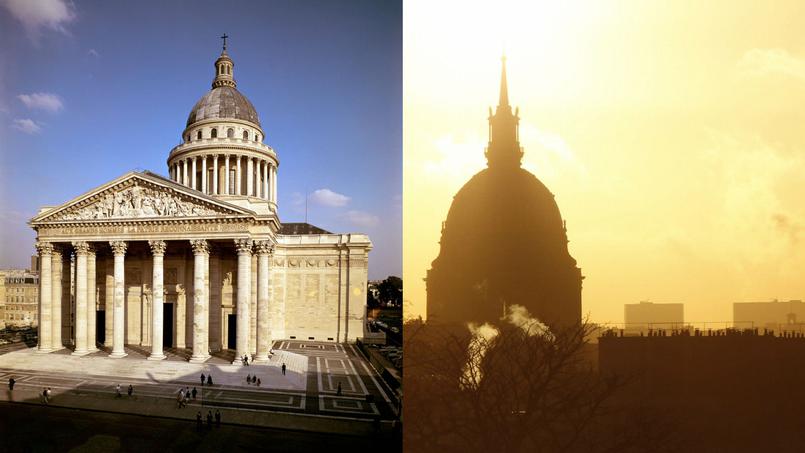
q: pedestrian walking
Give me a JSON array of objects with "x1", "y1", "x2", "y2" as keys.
[
  {"x1": 200, "y1": 373, "x2": 206, "y2": 386},
  {"x1": 246, "y1": 373, "x2": 251, "y2": 384},
  {"x1": 8, "y1": 377, "x2": 14, "y2": 391},
  {"x1": 115, "y1": 384, "x2": 122, "y2": 398},
  {"x1": 207, "y1": 375, "x2": 213, "y2": 386},
  {"x1": 206, "y1": 410, "x2": 213, "y2": 429},
  {"x1": 41, "y1": 387, "x2": 48, "y2": 404},
  {"x1": 196, "y1": 411, "x2": 202, "y2": 430},
  {"x1": 46, "y1": 388, "x2": 52, "y2": 401},
  {"x1": 281, "y1": 363, "x2": 286, "y2": 375},
  {"x1": 176, "y1": 392, "x2": 183, "y2": 409},
  {"x1": 256, "y1": 378, "x2": 261, "y2": 387},
  {"x1": 191, "y1": 387, "x2": 197, "y2": 399},
  {"x1": 215, "y1": 409, "x2": 221, "y2": 427},
  {"x1": 127, "y1": 384, "x2": 133, "y2": 397},
  {"x1": 252, "y1": 375, "x2": 257, "y2": 384},
  {"x1": 337, "y1": 382, "x2": 342, "y2": 396}
]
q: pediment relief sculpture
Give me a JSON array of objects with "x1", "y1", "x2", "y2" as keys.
[{"x1": 49, "y1": 184, "x2": 225, "y2": 221}]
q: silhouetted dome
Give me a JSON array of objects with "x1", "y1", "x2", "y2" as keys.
[
  {"x1": 186, "y1": 86, "x2": 260, "y2": 127},
  {"x1": 429, "y1": 166, "x2": 581, "y2": 326},
  {"x1": 427, "y1": 57, "x2": 581, "y2": 327},
  {"x1": 439, "y1": 167, "x2": 572, "y2": 261}
]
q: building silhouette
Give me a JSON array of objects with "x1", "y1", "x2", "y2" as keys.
[{"x1": 426, "y1": 57, "x2": 582, "y2": 327}]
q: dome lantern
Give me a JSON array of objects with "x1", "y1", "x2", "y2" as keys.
[{"x1": 212, "y1": 33, "x2": 236, "y2": 89}]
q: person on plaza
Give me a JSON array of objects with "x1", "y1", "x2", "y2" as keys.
[
  {"x1": 257, "y1": 378, "x2": 261, "y2": 386},
  {"x1": 246, "y1": 373, "x2": 251, "y2": 384},
  {"x1": 251, "y1": 375, "x2": 256, "y2": 384},
  {"x1": 206, "y1": 410, "x2": 213, "y2": 429},
  {"x1": 207, "y1": 375, "x2": 213, "y2": 386},
  {"x1": 215, "y1": 409, "x2": 221, "y2": 427},
  {"x1": 46, "y1": 387, "x2": 52, "y2": 401},
  {"x1": 127, "y1": 384, "x2": 133, "y2": 397},
  {"x1": 115, "y1": 384, "x2": 122, "y2": 398},
  {"x1": 281, "y1": 363, "x2": 286, "y2": 375},
  {"x1": 196, "y1": 411, "x2": 202, "y2": 430},
  {"x1": 8, "y1": 377, "x2": 15, "y2": 391},
  {"x1": 191, "y1": 387, "x2": 197, "y2": 399},
  {"x1": 200, "y1": 373, "x2": 205, "y2": 386},
  {"x1": 337, "y1": 382, "x2": 342, "y2": 396},
  {"x1": 42, "y1": 387, "x2": 48, "y2": 404},
  {"x1": 176, "y1": 391, "x2": 184, "y2": 409}
]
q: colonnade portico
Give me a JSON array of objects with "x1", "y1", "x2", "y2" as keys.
[
  {"x1": 34, "y1": 237, "x2": 275, "y2": 363},
  {"x1": 170, "y1": 154, "x2": 277, "y2": 204}
]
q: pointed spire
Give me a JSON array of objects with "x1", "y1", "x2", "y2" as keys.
[{"x1": 499, "y1": 54, "x2": 509, "y2": 107}]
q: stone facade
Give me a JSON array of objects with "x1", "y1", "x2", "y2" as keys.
[
  {"x1": 1, "y1": 270, "x2": 40, "y2": 328},
  {"x1": 29, "y1": 44, "x2": 371, "y2": 362}
]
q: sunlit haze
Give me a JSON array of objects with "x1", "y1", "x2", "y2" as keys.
[{"x1": 404, "y1": 0, "x2": 805, "y2": 324}]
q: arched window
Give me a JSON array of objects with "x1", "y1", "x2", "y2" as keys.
[
  {"x1": 242, "y1": 130, "x2": 249, "y2": 140},
  {"x1": 197, "y1": 130, "x2": 202, "y2": 140},
  {"x1": 185, "y1": 134, "x2": 190, "y2": 142},
  {"x1": 256, "y1": 134, "x2": 260, "y2": 142},
  {"x1": 227, "y1": 128, "x2": 234, "y2": 138},
  {"x1": 211, "y1": 128, "x2": 218, "y2": 139}
]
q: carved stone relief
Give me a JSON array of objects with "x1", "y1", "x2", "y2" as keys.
[{"x1": 52, "y1": 185, "x2": 220, "y2": 221}]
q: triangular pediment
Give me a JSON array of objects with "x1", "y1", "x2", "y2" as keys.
[{"x1": 32, "y1": 171, "x2": 255, "y2": 223}]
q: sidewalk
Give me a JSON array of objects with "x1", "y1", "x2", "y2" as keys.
[{"x1": 1, "y1": 385, "x2": 389, "y2": 437}]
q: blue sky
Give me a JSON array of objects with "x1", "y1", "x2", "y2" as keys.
[{"x1": 0, "y1": 0, "x2": 401, "y2": 280}]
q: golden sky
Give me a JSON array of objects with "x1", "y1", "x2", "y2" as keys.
[{"x1": 404, "y1": 0, "x2": 805, "y2": 324}]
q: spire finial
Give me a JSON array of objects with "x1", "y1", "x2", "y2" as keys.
[
  {"x1": 499, "y1": 54, "x2": 509, "y2": 107},
  {"x1": 221, "y1": 33, "x2": 229, "y2": 51}
]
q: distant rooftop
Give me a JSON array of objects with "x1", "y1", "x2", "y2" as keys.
[{"x1": 279, "y1": 222, "x2": 331, "y2": 235}]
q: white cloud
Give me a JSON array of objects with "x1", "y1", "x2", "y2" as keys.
[
  {"x1": 737, "y1": 48, "x2": 805, "y2": 80},
  {"x1": 17, "y1": 92, "x2": 63, "y2": 113},
  {"x1": 342, "y1": 210, "x2": 380, "y2": 228},
  {"x1": 2, "y1": 0, "x2": 76, "y2": 41},
  {"x1": 309, "y1": 188, "x2": 351, "y2": 207},
  {"x1": 11, "y1": 118, "x2": 41, "y2": 134},
  {"x1": 88, "y1": 49, "x2": 99, "y2": 58}
]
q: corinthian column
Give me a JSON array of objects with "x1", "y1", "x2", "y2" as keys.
[
  {"x1": 189, "y1": 239, "x2": 210, "y2": 363},
  {"x1": 236, "y1": 156, "x2": 242, "y2": 195},
  {"x1": 234, "y1": 239, "x2": 252, "y2": 364},
  {"x1": 224, "y1": 155, "x2": 230, "y2": 195},
  {"x1": 35, "y1": 241, "x2": 53, "y2": 353},
  {"x1": 51, "y1": 247, "x2": 63, "y2": 350},
  {"x1": 71, "y1": 242, "x2": 90, "y2": 355},
  {"x1": 109, "y1": 241, "x2": 127, "y2": 358},
  {"x1": 148, "y1": 240, "x2": 167, "y2": 360},
  {"x1": 212, "y1": 154, "x2": 219, "y2": 195},
  {"x1": 201, "y1": 155, "x2": 207, "y2": 194},
  {"x1": 254, "y1": 241, "x2": 273, "y2": 363},
  {"x1": 247, "y1": 157, "x2": 254, "y2": 196},
  {"x1": 87, "y1": 245, "x2": 97, "y2": 352}
]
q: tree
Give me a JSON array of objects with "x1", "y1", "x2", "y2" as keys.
[
  {"x1": 403, "y1": 316, "x2": 678, "y2": 453},
  {"x1": 378, "y1": 276, "x2": 402, "y2": 307}
]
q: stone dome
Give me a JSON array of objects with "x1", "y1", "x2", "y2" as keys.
[{"x1": 186, "y1": 86, "x2": 260, "y2": 128}]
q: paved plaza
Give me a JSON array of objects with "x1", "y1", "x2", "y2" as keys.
[{"x1": 0, "y1": 340, "x2": 398, "y2": 436}]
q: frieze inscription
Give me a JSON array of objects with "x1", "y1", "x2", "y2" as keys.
[{"x1": 39, "y1": 222, "x2": 249, "y2": 237}]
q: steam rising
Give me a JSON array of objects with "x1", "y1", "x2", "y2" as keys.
[{"x1": 460, "y1": 304, "x2": 552, "y2": 390}]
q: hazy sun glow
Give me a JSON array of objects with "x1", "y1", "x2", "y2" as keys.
[{"x1": 405, "y1": 0, "x2": 805, "y2": 324}]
